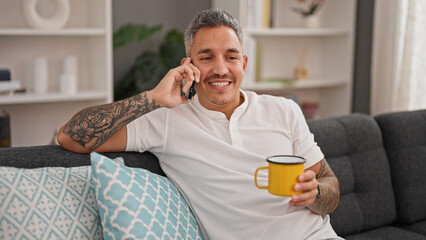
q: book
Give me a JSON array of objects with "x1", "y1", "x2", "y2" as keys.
[
  {"x1": 0, "y1": 80, "x2": 21, "y2": 93},
  {"x1": 0, "y1": 69, "x2": 11, "y2": 81},
  {"x1": 262, "y1": 0, "x2": 271, "y2": 28},
  {"x1": 0, "y1": 110, "x2": 11, "y2": 147}
]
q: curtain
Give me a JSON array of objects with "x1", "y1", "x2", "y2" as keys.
[{"x1": 371, "y1": 0, "x2": 426, "y2": 115}]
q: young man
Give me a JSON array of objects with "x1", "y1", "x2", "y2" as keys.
[{"x1": 58, "y1": 9, "x2": 341, "y2": 240}]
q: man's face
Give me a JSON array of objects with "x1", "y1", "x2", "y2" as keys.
[{"x1": 189, "y1": 26, "x2": 248, "y2": 113}]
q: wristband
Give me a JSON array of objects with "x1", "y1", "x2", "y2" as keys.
[{"x1": 316, "y1": 185, "x2": 321, "y2": 199}]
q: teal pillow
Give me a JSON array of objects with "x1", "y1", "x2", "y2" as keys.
[
  {"x1": 90, "y1": 152, "x2": 203, "y2": 240},
  {"x1": 0, "y1": 166, "x2": 103, "y2": 240}
]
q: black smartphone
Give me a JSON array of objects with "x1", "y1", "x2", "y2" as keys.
[
  {"x1": 187, "y1": 60, "x2": 196, "y2": 100},
  {"x1": 187, "y1": 81, "x2": 196, "y2": 101}
]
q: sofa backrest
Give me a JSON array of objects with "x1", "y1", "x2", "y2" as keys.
[
  {"x1": 0, "y1": 145, "x2": 165, "y2": 176},
  {"x1": 375, "y1": 109, "x2": 426, "y2": 224},
  {"x1": 308, "y1": 113, "x2": 397, "y2": 236}
]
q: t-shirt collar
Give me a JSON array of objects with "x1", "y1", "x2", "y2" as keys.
[{"x1": 192, "y1": 90, "x2": 248, "y2": 121}]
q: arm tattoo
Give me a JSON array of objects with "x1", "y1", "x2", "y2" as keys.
[
  {"x1": 308, "y1": 159, "x2": 340, "y2": 215},
  {"x1": 62, "y1": 92, "x2": 160, "y2": 150}
]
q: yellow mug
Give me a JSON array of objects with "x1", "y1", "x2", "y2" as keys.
[{"x1": 254, "y1": 155, "x2": 306, "y2": 196}]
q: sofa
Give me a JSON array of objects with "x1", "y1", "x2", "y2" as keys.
[{"x1": 0, "y1": 109, "x2": 425, "y2": 239}]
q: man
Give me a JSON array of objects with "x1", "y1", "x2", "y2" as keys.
[{"x1": 58, "y1": 9, "x2": 341, "y2": 240}]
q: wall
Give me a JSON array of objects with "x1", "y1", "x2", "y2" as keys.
[{"x1": 112, "y1": 0, "x2": 211, "y2": 85}]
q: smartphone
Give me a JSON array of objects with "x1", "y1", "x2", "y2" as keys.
[
  {"x1": 187, "y1": 60, "x2": 196, "y2": 100},
  {"x1": 187, "y1": 81, "x2": 196, "y2": 101}
]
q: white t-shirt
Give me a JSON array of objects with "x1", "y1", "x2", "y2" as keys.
[{"x1": 126, "y1": 90, "x2": 340, "y2": 240}]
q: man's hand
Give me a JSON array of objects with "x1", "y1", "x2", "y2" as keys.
[
  {"x1": 148, "y1": 57, "x2": 201, "y2": 108},
  {"x1": 289, "y1": 159, "x2": 340, "y2": 215},
  {"x1": 289, "y1": 170, "x2": 318, "y2": 207}
]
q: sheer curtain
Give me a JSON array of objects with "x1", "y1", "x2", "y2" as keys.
[{"x1": 371, "y1": 0, "x2": 426, "y2": 115}]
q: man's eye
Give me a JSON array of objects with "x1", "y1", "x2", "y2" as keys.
[
  {"x1": 201, "y1": 57, "x2": 211, "y2": 61},
  {"x1": 227, "y1": 56, "x2": 237, "y2": 60}
]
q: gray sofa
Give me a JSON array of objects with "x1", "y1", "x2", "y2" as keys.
[{"x1": 1, "y1": 110, "x2": 425, "y2": 239}]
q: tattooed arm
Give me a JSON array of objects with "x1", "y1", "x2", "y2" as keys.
[
  {"x1": 289, "y1": 158, "x2": 340, "y2": 215},
  {"x1": 57, "y1": 57, "x2": 200, "y2": 153},
  {"x1": 57, "y1": 92, "x2": 160, "y2": 153},
  {"x1": 307, "y1": 159, "x2": 340, "y2": 214}
]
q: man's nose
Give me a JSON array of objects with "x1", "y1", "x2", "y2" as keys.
[{"x1": 213, "y1": 58, "x2": 229, "y2": 76}]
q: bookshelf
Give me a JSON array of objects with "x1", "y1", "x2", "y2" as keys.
[
  {"x1": 213, "y1": 0, "x2": 357, "y2": 119},
  {"x1": 0, "y1": 0, "x2": 112, "y2": 146},
  {"x1": 247, "y1": 28, "x2": 349, "y2": 37}
]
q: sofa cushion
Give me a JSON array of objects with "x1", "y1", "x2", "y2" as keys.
[
  {"x1": 0, "y1": 165, "x2": 102, "y2": 239},
  {"x1": 375, "y1": 110, "x2": 426, "y2": 224},
  {"x1": 308, "y1": 113, "x2": 397, "y2": 236},
  {"x1": 344, "y1": 226, "x2": 426, "y2": 240},
  {"x1": 90, "y1": 152, "x2": 203, "y2": 240},
  {"x1": 400, "y1": 220, "x2": 426, "y2": 236}
]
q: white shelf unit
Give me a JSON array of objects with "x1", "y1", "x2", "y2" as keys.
[
  {"x1": 247, "y1": 28, "x2": 349, "y2": 37},
  {"x1": 0, "y1": 91, "x2": 107, "y2": 105},
  {"x1": 213, "y1": 0, "x2": 357, "y2": 119},
  {"x1": 244, "y1": 78, "x2": 348, "y2": 91},
  {"x1": 0, "y1": 28, "x2": 107, "y2": 36},
  {"x1": 0, "y1": 0, "x2": 112, "y2": 147}
]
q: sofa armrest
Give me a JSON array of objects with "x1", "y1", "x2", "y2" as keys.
[{"x1": 0, "y1": 145, "x2": 165, "y2": 176}]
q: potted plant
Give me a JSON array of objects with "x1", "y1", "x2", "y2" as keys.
[
  {"x1": 113, "y1": 24, "x2": 186, "y2": 100},
  {"x1": 292, "y1": 0, "x2": 325, "y2": 28}
]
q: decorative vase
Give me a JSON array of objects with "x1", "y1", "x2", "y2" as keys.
[
  {"x1": 304, "y1": 15, "x2": 321, "y2": 28},
  {"x1": 60, "y1": 74, "x2": 77, "y2": 94},
  {"x1": 60, "y1": 55, "x2": 78, "y2": 94},
  {"x1": 33, "y1": 56, "x2": 49, "y2": 94},
  {"x1": 21, "y1": 0, "x2": 70, "y2": 29}
]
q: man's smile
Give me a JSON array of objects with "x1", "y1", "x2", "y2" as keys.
[{"x1": 208, "y1": 81, "x2": 232, "y2": 88}]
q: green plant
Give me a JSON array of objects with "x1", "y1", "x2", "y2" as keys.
[
  {"x1": 113, "y1": 24, "x2": 186, "y2": 101},
  {"x1": 292, "y1": 0, "x2": 325, "y2": 17}
]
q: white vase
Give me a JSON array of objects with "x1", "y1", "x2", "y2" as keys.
[
  {"x1": 60, "y1": 74, "x2": 77, "y2": 94},
  {"x1": 21, "y1": 0, "x2": 70, "y2": 29},
  {"x1": 33, "y1": 57, "x2": 48, "y2": 94},
  {"x1": 304, "y1": 15, "x2": 321, "y2": 28},
  {"x1": 60, "y1": 55, "x2": 78, "y2": 94}
]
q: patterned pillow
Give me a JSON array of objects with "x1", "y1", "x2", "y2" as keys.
[
  {"x1": 90, "y1": 152, "x2": 203, "y2": 240},
  {"x1": 0, "y1": 165, "x2": 103, "y2": 240}
]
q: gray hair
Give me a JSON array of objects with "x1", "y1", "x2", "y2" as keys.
[{"x1": 184, "y1": 8, "x2": 243, "y2": 56}]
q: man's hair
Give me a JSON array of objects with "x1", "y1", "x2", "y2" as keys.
[{"x1": 184, "y1": 8, "x2": 242, "y2": 56}]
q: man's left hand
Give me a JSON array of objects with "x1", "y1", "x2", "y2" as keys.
[{"x1": 289, "y1": 170, "x2": 319, "y2": 207}]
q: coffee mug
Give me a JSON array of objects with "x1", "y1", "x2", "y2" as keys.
[{"x1": 254, "y1": 155, "x2": 306, "y2": 196}]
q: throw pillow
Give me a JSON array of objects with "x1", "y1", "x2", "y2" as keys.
[
  {"x1": 0, "y1": 165, "x2": 103, "y2": 240},
  {"x1": 90, "y1": 152, "x2": 203, "y2": 240}
]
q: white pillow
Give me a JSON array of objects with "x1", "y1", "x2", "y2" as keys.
[
  {"x1": 90, "y1": 152, "x2": 203, "y2": 239},
  {"x1": 0, "y1": 166, "x2": 103, "y2": 239}
]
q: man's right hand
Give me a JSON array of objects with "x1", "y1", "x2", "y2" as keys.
[{"x1": 148, "y1": 57, "x2": 200, "y2": 108}]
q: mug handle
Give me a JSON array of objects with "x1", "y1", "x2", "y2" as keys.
[{"x1": 254, "y1": 166, "x2": 269, "y2": 189}]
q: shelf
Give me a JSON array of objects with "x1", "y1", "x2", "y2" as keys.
[
  {"x1": 0, "y1": 0, "x2": 113, "y2": 147},
  {"x1": 0, "y1": 28, "x2": 106, "y2": 36},
  {"x1": 246, "y1": 28, "x2": 349, "y2": 38},
  {"x1": 243, "y1": 79, "x2": 348, "y2": 91},
  {"x1": 0, "y1": 91, "x2": 108, "y2": 105}
]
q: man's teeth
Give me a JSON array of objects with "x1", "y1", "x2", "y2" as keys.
[{"x1": 209, "y1": 82, "x2": 230, "y2": 87}]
